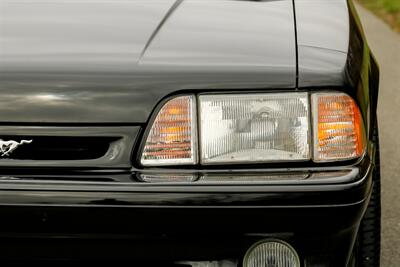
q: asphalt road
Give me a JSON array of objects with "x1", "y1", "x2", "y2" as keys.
[{"x1": 356, "y1": 4, "x2": 400, "y2": 267}]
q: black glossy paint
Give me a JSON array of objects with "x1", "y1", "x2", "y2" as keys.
[
  {"x1": 0, "y1": 0, "x2": 296, "y2": 123},
  {"x1": 0, "y1": 202, "x2": 367, "y2": 265},
  {"x1": 296, "y1": 0, "x2": 380, "y2": 138},
  {"x1": 0, "y1": 0, "x2": 379, "y2": 265},
  {"x1": 0, "y1": 165, "x2": 372, "y2": 265}
]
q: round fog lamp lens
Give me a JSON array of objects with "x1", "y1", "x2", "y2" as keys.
[{"x1": 243, "y1": 239, "x2": 300, "y2": 267}]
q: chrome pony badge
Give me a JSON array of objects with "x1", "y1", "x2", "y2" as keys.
[{"x1": 0, "y1": 139, "x2": 32, "y2": 157}]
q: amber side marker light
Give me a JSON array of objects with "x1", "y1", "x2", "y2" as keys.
[
  {"x1": 312, "y1": 93, "x2": 366, "y2": 162},
  {"x1": 140, "y1": 96, "x2": 197, "y2": 166}
]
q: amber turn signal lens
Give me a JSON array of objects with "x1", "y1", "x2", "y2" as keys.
[
  {"x1": 312, "y1": 93, "x2": 366, "y2": 162},
  {"x1": 140, "y1": 96, "x2": 197, "y2": 166}
]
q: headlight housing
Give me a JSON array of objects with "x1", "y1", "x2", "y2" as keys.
[
  {"x1": 199, "y1": 93, "x2": 310, "y2": 164},
  {"x1": 140, "y1": 92, "x2": 366, "y2": 167}
]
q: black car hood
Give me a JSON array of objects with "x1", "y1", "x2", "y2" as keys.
[{"x1": 0, "y1": 0, "x2": 296, "y2": 123}]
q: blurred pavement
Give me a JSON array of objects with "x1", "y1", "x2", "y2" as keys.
[{"x1": 356, "y1": 3, "x2": 400, "y2": 267}]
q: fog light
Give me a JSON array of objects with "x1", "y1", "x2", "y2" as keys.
[{"x1": 243, "y1": 240, "x2": 300, "y2": 267}]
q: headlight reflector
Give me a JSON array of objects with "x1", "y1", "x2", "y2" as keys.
[
  {"x1": 199, "y1": 93, "x2": 310, "y2": 164},
  {"x1": 140, "y1": 96, "x2": 197, "y2": 166},
  {"x1": 312, "y1": 93, "x2": 366, "y2": 162}
]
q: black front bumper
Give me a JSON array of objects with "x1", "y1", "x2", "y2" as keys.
[{"x1": 0, "y1": 166, "x2": 373, "y2": 266}]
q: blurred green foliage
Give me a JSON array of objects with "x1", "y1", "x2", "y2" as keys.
[{"x1": 358, "y1": 0, "x2": 400, "y2": 31}]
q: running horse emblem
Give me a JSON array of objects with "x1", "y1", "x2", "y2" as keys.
[{"x1": 0, "y1": 139, "x2": 33, "y2": 157}]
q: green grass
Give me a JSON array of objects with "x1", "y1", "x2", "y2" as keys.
[{"x1": 357, "y1": 0, "x2": 400, "y2": 31}]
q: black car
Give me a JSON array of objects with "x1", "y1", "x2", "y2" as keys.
[{"x1": 0, "y1": 0, "x2": 380, "y2": 266}]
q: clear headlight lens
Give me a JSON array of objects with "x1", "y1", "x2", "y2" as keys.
[
  {"x1": 140, "y1": 92, "x2": 366, "y2": 167},
  {"x1": 140, "y1": 96, "x2": 197, "y2": 166},
  {"x1": 312, "y1": 93, "x2": 366, "y2": 162},
  {"x1": 199, "y1": 93, "x2": 310, "y2": 164}
]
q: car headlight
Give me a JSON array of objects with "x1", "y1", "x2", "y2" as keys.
[
  {"x1": 140, "y1": 92, "x2": 365, "y2": 167},
  {"x1": 199, "y1": 93, "x2": 310, "y2": 164}
]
